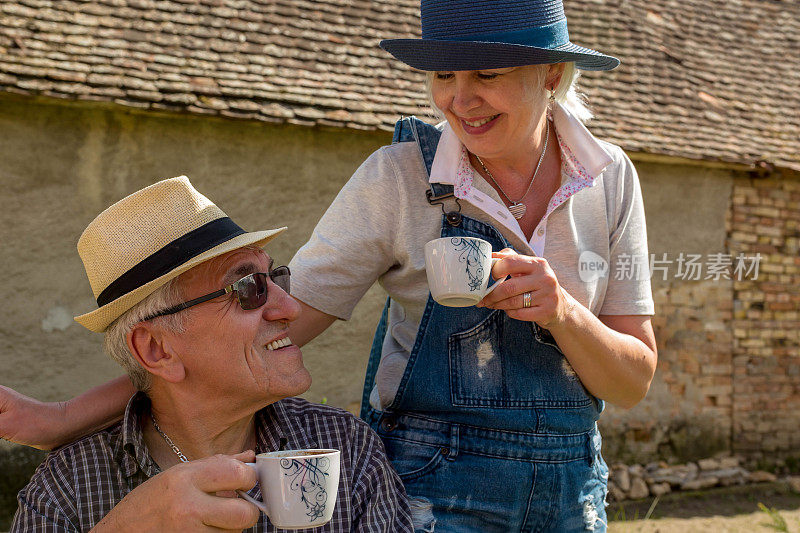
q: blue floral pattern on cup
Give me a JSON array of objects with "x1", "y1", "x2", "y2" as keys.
[
  {"x1": 280, "y1": 457, "x2": 331, "y2": 521},
  {"x1": 450, "y1": 237, "x2": 488, "y2": 291}
]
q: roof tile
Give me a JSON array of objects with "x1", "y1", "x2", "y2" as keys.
[{"x1": 0, "y1": 0, "x2": 797, "y2": 170}]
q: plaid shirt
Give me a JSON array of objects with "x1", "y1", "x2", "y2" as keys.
[{"x1": 11, "y1": 393, "x2": 412, "y2": 532}]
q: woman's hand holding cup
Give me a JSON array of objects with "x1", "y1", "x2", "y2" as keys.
[
  {"x1": 477, "y1": 249, "x2": 571, "y2": 328},
  {"x1": 424, "y1": 237, "x2": 505, "y2": 307}
]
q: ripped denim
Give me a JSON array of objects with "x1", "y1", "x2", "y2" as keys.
[
  {"x1": 371, "y1": 411, "x2": 609, "y2": 532},
  {"x1": 362, "y1": 209, "x2": 608, "y2": 532},
  {"x1": 409, "y1": 497, "x2": 437, "y2": 533}
]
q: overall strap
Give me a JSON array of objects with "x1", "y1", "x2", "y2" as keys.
[
  {"x1": 360, "y1": 117, "x2": 457, "y2": 419},
  {"x1": 392, "y1": 117, "x2": 453, "y2": 199},
  {"x1": 360, "y1": 297, "x2": 391, "y2": 420},
  {"x1": 393, "y1": 116, "x2": 460, "y2": 226}
]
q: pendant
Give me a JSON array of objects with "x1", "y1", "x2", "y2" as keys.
[{"x1": 509, "y1": 202, "x2": 526, "y2": 219}]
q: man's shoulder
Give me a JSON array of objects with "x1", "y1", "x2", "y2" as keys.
[
  {"x1": 11, "y1": 420, "x2": 140, "y2": 531},
  {"x1": 52, "y1": 421, "x2": 123, "y2": 456},
  {"x1": 14, "y1": 422, "x2": 126, "y2": 528},
  {"x1": 27, "y1": 422, "x2": 124, "y2": 486}
]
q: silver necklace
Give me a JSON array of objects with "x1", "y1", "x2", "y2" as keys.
[
  {"x1": 152, "y1": 415, "x2": 189, "y2": 463},
  {"x1": 475, "y1": 118, "x2": 550, "y2": 220}
]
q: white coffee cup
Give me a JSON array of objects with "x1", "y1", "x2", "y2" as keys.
[
  {"x1": 424, "y1": 237, "x2": 503, "y2": 307},
  {"x1": 237, "y1": 449, "x2": 340, "y2": 529}
]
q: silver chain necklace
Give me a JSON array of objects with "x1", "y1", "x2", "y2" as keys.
[
  {"x1": 152, "y1": 415, "x2": 189, "y2": 463},
  {"x1": 475, "y1": 117, "x2": 550, "y2": 220}
]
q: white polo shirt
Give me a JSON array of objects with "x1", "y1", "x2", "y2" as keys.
[{"x1": 290, "y1": 103, "x2": 654, "y2": 409}]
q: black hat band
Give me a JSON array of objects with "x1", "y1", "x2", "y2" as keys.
[{"x1": 96, "y1": 217, "x2": 245, "y2": 307}]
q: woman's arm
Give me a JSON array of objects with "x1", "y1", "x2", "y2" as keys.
[
  {"x1": 547, "y1": 302, "x2": 656, "y2": 409},
  {"x1": 289, "y1": 299, "x2": 337, "y2": 347},
  {"x1": 0, "y1": 376, "x2": 135, "y2": 450},
  {"x1": 480, "y1": 250, "x2": 657, "y2": 408}
]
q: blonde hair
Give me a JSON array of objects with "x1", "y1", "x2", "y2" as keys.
[
  {"x1": 103, "y1": 278, "x2": 188, "y2": 392},
  {"x1": 425, "y1": 62, "x2": 593, "y2": 124},
  {"x1": 555, "y1": 63, "x2": 592, "y2": 123}
]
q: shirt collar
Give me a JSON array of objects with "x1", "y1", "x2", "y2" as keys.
[
  {"x1": 550, "y1": 102, "x2": 614, "y2": 179},
  {"x1": 255, "y1": 399, "x2": 317, "y2": 454},
  {"x1": 429, "y1": 101, "x2": 614, "y2": 186},
  {"x1": 117, "y1": 394, "x2": 318, "y2": 480},
  {"x1": 118, "y1": 392, "x2": 158, "y2": 479}
]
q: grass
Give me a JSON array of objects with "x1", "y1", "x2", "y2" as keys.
[{"x1": 758, "y1": 502, "x2": 798, "y2": 531}]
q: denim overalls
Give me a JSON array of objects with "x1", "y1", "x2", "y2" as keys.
[{"x1": 361, "y1": 118, "x2": 609, "y2": 532}]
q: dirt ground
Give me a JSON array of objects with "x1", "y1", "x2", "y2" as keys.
[
  {"x1": 608, "y1": 482, "x2": 800, "y2": 532},
  {"x1": 2, "y1": 475, "x2": 798, "y2": 532}
]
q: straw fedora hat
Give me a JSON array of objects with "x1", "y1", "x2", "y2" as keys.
[
  {"x1": 74, "y1": 176, "x2": 285, "y2": 333},
  {"x1": 380, "y1": 0, "x2": 619, "y2": 71}
]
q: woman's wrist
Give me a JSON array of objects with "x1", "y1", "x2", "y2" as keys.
[
  {"x1": 57, "y1": 397, "x2": 94, "y2": 446},
  {"x1": 539, "y1": 286, "x2": 579, "y2": 331}
]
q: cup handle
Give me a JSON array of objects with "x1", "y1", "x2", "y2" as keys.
[
  {"x1": 236, "y1": 463, "x2": 268, "y2": 514},
  {"x1": 481, "y1": 257, "x2": 508, "y2": 298}
]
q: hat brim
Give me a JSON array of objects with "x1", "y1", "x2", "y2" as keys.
[
  {"x1": 380, "y1": 39, "x2": 619, "y2": 71},
  {"x1": 74, "y1": 227, "x2": 286, "y2": 333}
]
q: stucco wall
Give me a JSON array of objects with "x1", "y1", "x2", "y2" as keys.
[{"x1": 0, "y1": 93, "x2": 391, "y2": 414}]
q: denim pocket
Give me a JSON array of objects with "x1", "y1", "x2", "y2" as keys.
[
  {"x1": 448, "y1": 310, "x2": 593, "y2": 408},
  {"x1": 535, "y1": 325, "x2": 583, "y2": 383},
  {"x1": 382, "y1": 437, "x2": 448, "y2": 482}
]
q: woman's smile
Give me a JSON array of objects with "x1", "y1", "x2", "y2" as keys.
[{"x1": 460, "y1": 114, "x2": 501, "y2": 134}]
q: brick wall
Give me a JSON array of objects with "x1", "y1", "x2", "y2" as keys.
[
  {"x1": 602, "y1": 167, "x2": 800, "y2": 467},
  {"x1": 602, "y1": 278, "x2": 734, "y2": 464},
  {"x1": 654, "y1": 279, "x2": 734, "y2": 453},
  {"x1": 730, "y1": 175, "x2": 800, "y2": 461}
]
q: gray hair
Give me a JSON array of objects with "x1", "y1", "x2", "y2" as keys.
[
  {"x1": 425, "y1": 62, "x2": 593, "y2": 124},
  {"x1": 103, "y1": 278, "x2": 188, "y2": 392}
]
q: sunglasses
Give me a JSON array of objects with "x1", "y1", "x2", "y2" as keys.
[{"x1": 143, "y1": 266, "x2": 290, "y2": 321}]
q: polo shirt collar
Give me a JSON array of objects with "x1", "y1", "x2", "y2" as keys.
[{"x1": 550, "y1": 101, "x2": 614, "y2": 179}]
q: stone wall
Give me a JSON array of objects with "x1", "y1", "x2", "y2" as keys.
[
  {"x1": 600, "y1": 162, "x2": 736, "y2": 463},
  {"x1": 729, "y1": 174, "x2": 800, "y2": 462},
  {"x1": 600, "y1": 166, "x2": 800, "y2": 466}
]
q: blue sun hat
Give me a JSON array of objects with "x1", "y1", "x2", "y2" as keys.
[{"x1": 380, "y1": 0, "x2": 619, "y2": 71}]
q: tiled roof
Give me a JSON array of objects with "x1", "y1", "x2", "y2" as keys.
[{"x1": 0, "y1": 0, "x2": 797, "y2": 170}]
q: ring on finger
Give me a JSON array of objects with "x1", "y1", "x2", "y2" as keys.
[{"x1": 522, "y1": 291, "x2": 532, "y2": 308}]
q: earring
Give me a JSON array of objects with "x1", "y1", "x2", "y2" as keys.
[{"x1": 547, "y1": 88, "x2": 556, "y2": 119}]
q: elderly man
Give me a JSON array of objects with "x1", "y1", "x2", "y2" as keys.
[{"x1": 10, "y1": 176, "x2": 412, "y2": 532}]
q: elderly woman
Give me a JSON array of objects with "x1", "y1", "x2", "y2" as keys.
[
  {"x1": 1, "y1": 1, "x2": 656, "y2": 531},
  {"x1": 287, "y1": 1, "x2": 657, "y2": 530}
]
